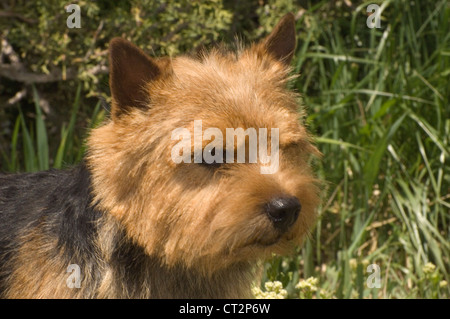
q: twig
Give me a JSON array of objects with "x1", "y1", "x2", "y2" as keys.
[
  {"x1": 7, "y1": 87, "x2": 27, "y2": 105},
  {"x1": 1, "y1": 35, "x2": 108, "y2": 84},
  {"x1": 0, "y1": 11, "x2": 38, "y2": 24}
]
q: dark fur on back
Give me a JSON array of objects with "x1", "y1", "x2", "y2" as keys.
[
  {"x1": 0, "y1": 164, "x2": 102, "y2": 297},
  {"x1": 0, "y1": 165, "x2": 253, "y2": 298}
]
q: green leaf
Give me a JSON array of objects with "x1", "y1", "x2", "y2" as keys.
[{"x1": 364, "y1": 113, "x2": 407, "y2": 191}]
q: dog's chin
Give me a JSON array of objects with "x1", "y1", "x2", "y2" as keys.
[
  {"x1": 254, "y1": 235, "x2": 283, "y2": 247},
  {"x1": 245, "y1": 230, "x2": 299, "y2": 254},
  {"x1": 199, "y1": 235, "x2": 298, "y2": 273}
]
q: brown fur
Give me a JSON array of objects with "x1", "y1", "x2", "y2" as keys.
[{"x1": 1, "y1": 13, "x2": 321, "y2": 298}]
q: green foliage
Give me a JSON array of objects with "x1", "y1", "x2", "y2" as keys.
[
  {"x1": 1, "y1": 0, "x2": 233, "y2": 98},
  {"x1": 1, "y1": 84, "x2": 104, "y2": 171},
  {"x1": 287, "y1": 0, "x2": 449, "y2": 299}
]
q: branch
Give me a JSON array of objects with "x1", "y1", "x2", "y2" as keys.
[
  {"x1": 0, "y1": 63, "x2": 77, "y2": 83},
  {"x1": 7, "y1": 87, "x2": 27, "y2": 105},
  {"x1": 0, "y1": 63, "x2": 109, "y2": 84},
  {"x1": 0, "y1": 36, "x2": 108, "y2": 84},
  {"x1": 0, "y1": 11, "x2": 38, "y2": 24}
]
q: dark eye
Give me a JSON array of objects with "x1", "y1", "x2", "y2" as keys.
[{"x1": 201, "y1": 148, "x2": 225, "y2": 169}]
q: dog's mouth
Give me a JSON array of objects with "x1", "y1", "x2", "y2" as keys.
[
  {"x1": 247, "y1": 215, "x2": 298, "y2": 248},
  {"x1": 253, "y1": 232, "x2": 285, "y2": 247}
]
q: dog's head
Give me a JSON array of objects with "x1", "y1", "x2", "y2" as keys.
[{"x1": 88, "y1": 13, "x2": 321, "y2": 274}]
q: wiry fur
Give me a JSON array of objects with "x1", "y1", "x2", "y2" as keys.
[{"x1": 0, "y1": 13, "x2": 320, "y2": 298}]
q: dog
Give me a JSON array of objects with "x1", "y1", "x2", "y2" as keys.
[{"x1": 0, "y1": 13, "x2": 320, "y2": 298}]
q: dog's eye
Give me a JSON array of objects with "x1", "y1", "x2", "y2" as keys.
[{"x1": 201, "y1": 148, "x2": 225, "y2": 169}]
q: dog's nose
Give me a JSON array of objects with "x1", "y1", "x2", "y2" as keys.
[{"x1": 265, "y1": 196, "x2": 301, "y2": 232}]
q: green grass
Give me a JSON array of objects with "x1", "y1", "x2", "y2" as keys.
[
  {"x1": 1, "y1": 0, "x2": 448, "y2": 299},
  {"x1": 1, "y1": 83, "x2": 104, "y2": 172},
  {"x1": 258, "y1": 0, "x2": 449, "y2": 299}
]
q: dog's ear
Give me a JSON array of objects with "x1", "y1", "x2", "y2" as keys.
[
  {"x1": 261, "y1": 13, "x2": 296, "y2": 65},
  {"x1": 108, "y1": 38, "x2": 163, "y2": 118}
]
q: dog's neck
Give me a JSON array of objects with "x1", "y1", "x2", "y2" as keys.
[{"x1": 95, "y1": 213, "x2": 256, "y2": 298}]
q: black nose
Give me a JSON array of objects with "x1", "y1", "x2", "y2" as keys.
[{"x1": 265, "y1": 196, "x2": 301, "y2": 232}]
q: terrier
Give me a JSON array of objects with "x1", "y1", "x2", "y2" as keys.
[{"x1": 0, "y1": 13, "x2": 320, "y2": 298}]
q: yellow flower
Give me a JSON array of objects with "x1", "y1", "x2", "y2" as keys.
[
  {"x1": 253, "y1": 281, "x2": 288, "y2": 299},
  {"x1": 423, "y1": 262, "x2": 436, "y2": 274},
  {"x1": 296, "y1": 277, "x2": 318, "y2": 292}
]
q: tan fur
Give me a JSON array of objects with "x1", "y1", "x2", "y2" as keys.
[{"x1": 5, "y1": 230, "x2": 92, "y2": 298}]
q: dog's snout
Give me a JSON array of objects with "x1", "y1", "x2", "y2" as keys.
[{"x1": 265, "y1": 196, "x2": 301, "y2": 232}]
